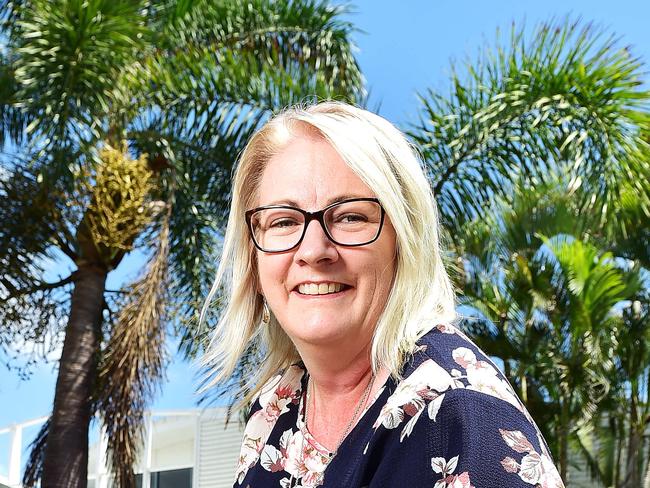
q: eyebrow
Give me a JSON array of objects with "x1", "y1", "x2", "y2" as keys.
[{"x1": 263, "y1": 194, "x2": 371, "y2": 208}]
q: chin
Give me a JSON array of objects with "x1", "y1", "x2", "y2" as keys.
[{"x1": 288, "y1": 317, "x2": 351, "y2": 346}]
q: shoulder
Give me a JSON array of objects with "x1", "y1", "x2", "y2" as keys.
[
  {"x1": 425, "y1": 389, "x2": 563, "y2": 488},
  {"x1": 368, "y1": 324, "x2": 564, "y2": 487},
  {"x1": 374, "y1": 323, "x2": 527, "y2": 436},
  {"x1": 406, "y1": 323, "x2": 525, "y2": 412},
  {"x1": 374, "y1": 324, "x2": 527, "y2": 436},
  {"x1": 407, "y1": 322, "x2": 496, "y2": 377}
]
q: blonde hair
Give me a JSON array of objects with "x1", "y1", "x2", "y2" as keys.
[{"x1": 200, "y1": 101, "x2": 456, "y2": 408}]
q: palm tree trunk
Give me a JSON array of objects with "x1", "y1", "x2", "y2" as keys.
[
  {"x1": 644, "y1": 374, "x2": 650, "y2": 488},
  {"x1": 42, "y1": 264, "x2": 107, "y2": 488},
  {"x1": 643, "y1": 450, "x2": 650, "y2": 488},
  {"x1": 559, "y1": 399, "x2": 570, "y2": 483},
  {"x1": 520, "y1": 318, "x2": 529, "y2": 403},
  {"x1": 624, "y1": 392, "x2": 641, "y2": 488},
  {"x1": 560, "y1": 432, "x2": 568, "y2": 482},
  {"x1": 616, "y1": 418, "x2": 624, "y2": 488}
]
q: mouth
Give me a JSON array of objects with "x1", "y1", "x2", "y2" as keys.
[{"x1": 295, "y1": 282, "x2": 351, "y2": 296}]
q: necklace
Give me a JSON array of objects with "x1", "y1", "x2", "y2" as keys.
[
  {"x1": 288, "y1": 372, "x2": 376, "y2": 487},
  {"x1": 306, "y1": 372, "x2": 376, "y2": 457}
]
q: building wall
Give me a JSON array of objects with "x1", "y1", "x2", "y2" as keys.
[
  {"x1": 1, "y1": 409, "x2": 244, "y2": 488},
  {"x1": 197, "y1": 412, "x2": 245, "y2": 487}
]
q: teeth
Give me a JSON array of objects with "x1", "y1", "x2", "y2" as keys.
[{"x1": 298, "y1": 283, "x2": 343, "y2": 295}]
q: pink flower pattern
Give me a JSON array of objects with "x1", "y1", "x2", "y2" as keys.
[
  {"x1": 499, "y1": 429, "x2": 564, "y2": 487},
  {"x1": 371, "y1": 323, "x2": 563, "y2": 487},
  {"x1": 235, "y1": 366, "x2": 303, "y2": 484},
  {"x1": 261, "y1": 427, "x2": 330, "y2": 487},
  {"x1": 431, "y1": 455, "x2": 475, "y2": 488}
]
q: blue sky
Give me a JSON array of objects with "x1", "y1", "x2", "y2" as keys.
[
  {"x1": 354, "y1": 0, "x2": 649, "y2": 123},
  {"x1": 1, "y1": 0, "x2": 649, "y2": 470}
]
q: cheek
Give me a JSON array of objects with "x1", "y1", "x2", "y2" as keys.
[
  {"x1": 356, "y1": 253, "x2": 395, "y2": 301},
  {"x1": 257, "y1": 254, "x2": 290, "y2": 297}
]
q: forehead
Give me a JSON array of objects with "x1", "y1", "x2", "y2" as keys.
[{"x1": 256, "y1": 134, "x2": 375, "y2": 209}]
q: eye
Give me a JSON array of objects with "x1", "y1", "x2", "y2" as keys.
[
  {"x1": 336, "y1": 213, "x2": 368, "y2": 223},
  {"x1": 270, "y1": 217, "x2": 301, "y2": 228}
]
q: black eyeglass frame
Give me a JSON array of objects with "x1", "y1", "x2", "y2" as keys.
[{"x1": 245, "y1": 197, "x2": 386, "y2": 253}]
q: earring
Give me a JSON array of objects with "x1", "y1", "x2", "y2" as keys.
[{"x1": 262, "y1": 299, "x2": 271, "y2": 325}]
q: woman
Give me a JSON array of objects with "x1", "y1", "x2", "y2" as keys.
[{"x1": 202, "y1": 102, "x2": 564, "y2": 487}]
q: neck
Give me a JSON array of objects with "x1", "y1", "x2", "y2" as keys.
[
  {"x1": 299, "y1": 340, "x2": 374, "y2": 398},
  {"x1": 297, "y1": 340, "x2": 390, "y2": 452}
]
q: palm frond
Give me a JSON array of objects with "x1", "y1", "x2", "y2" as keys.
[
  {"x1": 411, "y1": 18, "x2": 650, "y2": 233},
  {"x1": 607, "y1": 178, "x2": 650, "y2": 268},
  {"x1": 141, "y1": 106, "x2": 265, "y2": 359},
  {"x1": 0, "y1": 162, "x2": 71, "y2": 371},
  {"x1": 164, "y1": 0, "x2": 362, "y2": 99},
  {"x1": 0, "y1": 0, "x2": 28, "y2": 38},
  {"x1": 22, "y1": 417, "x2": 50, "y2": 488},
  {"x1": 10, "y1": 0, "x2": 148, "y2": 158},
  {"x1": 130, "y1": 0, "x2": 363, "y2": 137},
  {"x1": 0, "y1": 52, "x2": 28, "y2": 147},
  {"x1": 96, "y1": 215, "x2": 170, "y2": 488},
  {"x1": 543, "y1": 237, "x2": 641, "y2": 331}
]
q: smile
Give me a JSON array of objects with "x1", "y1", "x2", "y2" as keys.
[{"x1": 297, "y1": 282, "x2": 347, "y2": 295}]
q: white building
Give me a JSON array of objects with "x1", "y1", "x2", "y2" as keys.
[{"x1": 0, "y1": 409, "x2": 243, "y2": 488}]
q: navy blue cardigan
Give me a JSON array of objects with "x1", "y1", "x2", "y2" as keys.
[{"x1": 234, "y1": 324, "x2": 564, "y2": 488}]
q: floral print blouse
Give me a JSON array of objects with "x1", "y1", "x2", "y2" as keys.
[{"x1": 234, "y1": 323, "x2": 565, "y2": 487}]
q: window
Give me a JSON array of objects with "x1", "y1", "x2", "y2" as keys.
[{"x1": 150, "y1": 468, "x2": 192, "y2": 488}]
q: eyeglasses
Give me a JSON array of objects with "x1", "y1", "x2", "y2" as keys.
[{"x1": 245, "y1": 197, "x2": 385, "y2": 253}]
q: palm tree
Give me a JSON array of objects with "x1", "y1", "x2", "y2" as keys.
[
  {"x1": 458, "y1": 179, "x2": 575, "y2": 407},
  {"x1": 576, "y1": 192, "x2": 650, "y2": 488},
  {"x1": 611, "y1": 296, "x2": 650, "y2": 485},
  {"x1": 455, "y1": 179, "x2": 650, "y2": 487},
  {"x1": 409, "y1": 19, "x2": 650, "y2": 238},
  {"x1": 0, "y1": 1, "x2": 363, "y2": 486},
  {"x1": 410, "y1": 18, "x2": 650, "y2": 483},
  {"x1": 539, "y1": 236, "x2": 641, "y2": 481},
  {"x1": 456, "y1": 179, "x2": 642, "y2": 481}
]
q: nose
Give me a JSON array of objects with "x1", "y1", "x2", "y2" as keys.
[{"x1": 293, "y1": 219, "x2": 339, "y2": 265}]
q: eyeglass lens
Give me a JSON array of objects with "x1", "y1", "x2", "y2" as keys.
[{"x1": 250, "y1": 200, "x2": 382, "y2": 252}]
